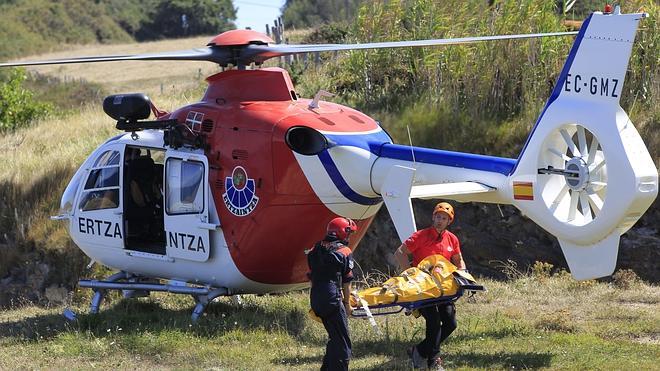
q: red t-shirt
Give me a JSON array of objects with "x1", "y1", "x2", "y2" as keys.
[{"x1": 404, "y1": 227, "x2": 461, "y2": 266}]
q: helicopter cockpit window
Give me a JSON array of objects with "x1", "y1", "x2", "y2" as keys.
[
  {"x1": 59, "y1": 171, "x2": 83, "y2": 216},
  {"x1": 79, "y1": 150, "x2": 121, "y2": 211},
  {"x1": 93, "y1": 150, "x2": 120, "y2": 167},
  {"x1": 84, "y1": 167, "x2": 119, "y2": 190},
  {"x1": 166, "y1": 159, "x2": 204, "y2": 215}
]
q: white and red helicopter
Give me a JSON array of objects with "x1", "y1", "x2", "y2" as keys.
[{"x1": 1, "y1": 6, "x2": 656, "y2": 320}]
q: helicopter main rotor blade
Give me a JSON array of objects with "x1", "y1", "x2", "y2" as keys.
[
  {"x1": 0, "y1": 31, "x2": 577, "y2": 68},
  {"x1": 241, "y1": 31, "x2": 578, "y2": 64},
  {"x1": 0, "y1": 48, "x2": 231, "y2": 67}
]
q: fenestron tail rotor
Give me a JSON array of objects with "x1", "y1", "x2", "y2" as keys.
[{"x1": 538, "y1": 124, "x2": 607, "y2": 226}]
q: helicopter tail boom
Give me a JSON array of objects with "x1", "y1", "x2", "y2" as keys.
[
  {"x1": 508, "y1": 9, "x2": 657, "y2": 279},
  {"x1": 370, "y1": 9, "x2": 657, "y2": 280}
]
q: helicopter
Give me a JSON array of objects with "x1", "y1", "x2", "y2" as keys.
[{"x1": 0, "y1": 6, "x2": 656, "y2": 321}]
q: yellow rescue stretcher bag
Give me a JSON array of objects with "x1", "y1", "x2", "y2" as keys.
[{"x1": 352, "y1": 254, "x2": 478, "y2": 307}]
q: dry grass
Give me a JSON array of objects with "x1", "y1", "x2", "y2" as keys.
[
  {"x1": 19, "y1": 36, "x2": 222, "y2": 96},
  {"x1": 0, "y1": 275, "x2": 657, "y2": 370},
  {"x1": 0, "y1": 81, "x2": 195, "y2": 183}
]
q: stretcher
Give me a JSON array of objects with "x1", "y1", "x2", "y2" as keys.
[{"x1": 350, "y1": 254, "x2": 485, "y2": 319}]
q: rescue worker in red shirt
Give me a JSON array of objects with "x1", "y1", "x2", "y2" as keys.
[
  {"x1": 393, "y1": 202, "x2": 466, "y2": 370},
  {"x1": 307, "y1": 217, "x2": 357, "y2": 371}
]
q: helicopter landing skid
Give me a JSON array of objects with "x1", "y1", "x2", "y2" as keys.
[{"x1": 67, "y1": 271, "x2": 229, "y2": 322}]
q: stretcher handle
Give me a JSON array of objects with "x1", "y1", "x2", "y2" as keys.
[
  {"x1": 461, "y1": 284, "x2": 485, "y2": 291},
  {"x1": 350, "y1": 306, "x2": 404, "y2": 317}
]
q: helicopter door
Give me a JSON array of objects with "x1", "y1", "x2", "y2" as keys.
[
  {"x1": 164, "y1": 152, "x2": 211, "y2": 262},
  {"x1": 75, "y1": 146, "x2": 124, "y2": 250}
]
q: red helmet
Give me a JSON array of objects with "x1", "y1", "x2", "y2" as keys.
[{"x1": 326, "y1": 217, "x2": 358, "y2": 241}]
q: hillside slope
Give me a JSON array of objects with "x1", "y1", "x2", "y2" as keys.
[
  {"x1": 0, "y1": 0, "x2": 133, "y2": 60},
  {"x1": 0, "y1": 0, "x2": 237, "y2": 61}
]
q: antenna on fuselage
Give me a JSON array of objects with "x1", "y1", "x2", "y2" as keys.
[
  {"x1": 406, "y1": 125, "x2": 417, "y2": 180},
  {"x1": 309, "y1": 90, "x2": 335, "y2": 109}
]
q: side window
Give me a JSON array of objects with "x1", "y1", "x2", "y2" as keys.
[
  {"x1": 79, "y1": 150, "x2": 121, "y2": 211},
  {"x1": 166, "y1": 158, "x2": 204, "y2": 214}
]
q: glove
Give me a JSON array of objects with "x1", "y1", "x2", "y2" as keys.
[{"x1": 343, "y1": 302, "x2": 353, "y2": 316}]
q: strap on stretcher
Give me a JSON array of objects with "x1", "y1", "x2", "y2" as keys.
[{"x1": 351, "y1": 290, "x2": 463, "y2": 318}]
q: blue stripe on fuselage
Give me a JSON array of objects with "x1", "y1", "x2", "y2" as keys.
[
  {"x1": 323, "y1": 129, "x2": 515, "y2": 175},
  {"x1": 317, "y1": 150, "x2": 382, "y2": 205},
  {"x1": 323, "y1": 129, "x2": 393, "y2": 150},
  {"x1": 374, "y1": 144, "x2": 516, "y2": 175}
]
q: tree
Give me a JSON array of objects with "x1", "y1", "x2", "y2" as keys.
[
  {"x1": 282, "y1": 0, "x2": 363, "y2": 29},
  {"x1": 0, "y1": 69, "x2": 51, "y2": 134},
  {"x1": 139, "y1": 0, "x2": 237, "y2": 39}
]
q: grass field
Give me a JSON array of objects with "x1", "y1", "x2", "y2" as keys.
[
  {"x1": 19, "y1": 35, "x2": 220, "y2": 99},
  {"x1": 0, "y1": 274, "x2": 658, "y2": 370}
]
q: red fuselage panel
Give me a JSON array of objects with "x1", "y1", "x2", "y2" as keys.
[{"x1": 170, "y1": 68, "x2": 380, "y2": 284}]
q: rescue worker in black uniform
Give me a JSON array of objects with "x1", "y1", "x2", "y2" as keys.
[{"x1": 307, "y1": 217, "x2": 357, "y2": 371}]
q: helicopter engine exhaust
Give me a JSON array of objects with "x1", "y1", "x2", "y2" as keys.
[{"x1": 285, "y1": 126, "x2": 332, "y2": 155}]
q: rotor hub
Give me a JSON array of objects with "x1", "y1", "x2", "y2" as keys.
[
  {"x1": 207, "y1": 29, "x2": 274, "y2": 47},
  {"x1": 565, "y1": 157, "x2": 590, "y2": 191}
]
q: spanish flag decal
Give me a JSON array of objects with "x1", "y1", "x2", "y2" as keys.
[{"x1": 513, "y1": 182, "x2": 534, "y2": 200}]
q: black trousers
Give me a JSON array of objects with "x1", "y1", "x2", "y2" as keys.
[
  {"x1": 319, "y1": 304, "x2": 351, "y2": 371},
  {"x1": 417, "y1": 303, "x2": 457, "y2": 363}
]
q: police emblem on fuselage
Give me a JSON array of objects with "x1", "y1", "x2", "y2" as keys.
[{"x1": 222, "y1": 166, "x2": 259, "y2": 216}]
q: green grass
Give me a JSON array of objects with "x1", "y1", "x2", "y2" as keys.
[{"x1": 0, "y1": 275, "x2": 657, "y2": 370}]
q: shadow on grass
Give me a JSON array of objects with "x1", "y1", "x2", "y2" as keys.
[
  {"x1": 278, "y1": 354, "x2": 410, "y2": 371},
  {"x1": 278, "y1": 340, "x2": 552, "y2": 370},
  {"x1": 278, "y1": 349, "x2": 552, "y2": 370},
  {"x1": 277, "y1": 338, "x2": 413, "y2": 369},
  {"x1": 0, "y1": 297, "x2": 310, "y2": 342},
  {"x1": 449, "y1": 351, "x2": 552, "y2": 369},
  {"x1": 355, "y1": 342, "x2": 552, "y2": 370},
  {"x1": 452, "y1": 327, "x2": 531, "y2": 341}
]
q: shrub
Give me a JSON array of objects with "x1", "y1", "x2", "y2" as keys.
[
  {"x1": 302, "y1": 23, "x2": 349, "y2": 44},
  {"x1": 534, "y1": 308, "x2": 578, "y2": 333},
  {"x1": 282, "y1": 0, "x2": 362, "y2": 29},
  {"x1": 532, "y1": 261, "x2": 554, "y2": 279},
  {"x1": 0, "y1": 243, "x2": 21, "y2": 279},
  {"x1": 612, "y1": 269, "x2": 641, "y2": 289},
  {"x1": 0, "y1": 69, "x2": 51, "y2": 134},
  {"x1": 492, "y1": 259, "x2": 528, "y2": 280}
]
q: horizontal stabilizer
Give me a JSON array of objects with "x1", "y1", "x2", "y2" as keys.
[
  {"x1": 410, "y1": 182, "x2": 495, "y2": 199},
  {"x1": 559, "y1": 233, "x2": 619, "y2": 280},
  {"x1": 381, "y1": 165, "x2": 497, "y2": 242}
]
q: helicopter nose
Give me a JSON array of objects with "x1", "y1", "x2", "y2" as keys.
[{"x1": 285, "y1": 126, "x2": 334, "y2": 155}]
